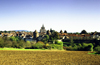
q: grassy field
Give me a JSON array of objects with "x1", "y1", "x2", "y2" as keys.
[
  {"x1": 0, "y1": 48, "x2": 65, "y2": 51},
  {"x1": 0, "y1": 50, "x2": 100, "y2": 65}
]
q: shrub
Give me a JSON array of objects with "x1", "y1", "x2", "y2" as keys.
[
  {"x1": 55, "y1": 40, "x2": 63, "y2": 45},
  {"x1": 77, "y1": 43, "x2": 94, "y2": 51},
  {"x1": 4, "y1": 41, "x2": 12, "y2": 47},
  {"x1": 37, "y1": 41, "x2": 44, "y2": 44},
  {"x1": 49, "y1": 44, "x2": 63, "y2": 50},
  {"x1": 12, "y1": 41, "x2": 18, "y2": 48},
  {"x1": 35, "y1": 43, "x2": 45, "y2": 49},
  {"x1": 94, "y1": 45, "x2": 100, "y2": 54},
  {"x1": 63, "y1": 42, "x2": 71, "y2": 46},
  {"x1": 25, "y1": 41, "x2": 32, "y2": 49}
]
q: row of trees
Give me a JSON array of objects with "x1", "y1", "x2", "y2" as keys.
[
  {"x1": 63, "y1": 38, "x2": 100, "y2": 53},
  {"x1": 0, "y1": 34, "x2": 63, "y2": 50}
]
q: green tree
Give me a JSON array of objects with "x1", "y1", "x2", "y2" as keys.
[
  {"x1": 50, "y1": 28, "x2": 55, "y2": 34},
  {"x1": 50, "y1": 31, "x2": 59, "y2": 44},
  {"x1": 81, "y1": 30, "x2": 87, "y2": 34},
  {"x1": 42, "y1": 35, "x2": 49, "y2": 43},
  {"x1": 0, "y1": 37, "x2": 4, "y2": 47},
  {"x1": 12, "y1": 41, "x2": 18, "y2": 48},
  {"x1": 4, "y1": 41, "x2": 12, "y2": 47},
  {"x1": 35, "y1": 43, "x2": 44, "y2": 49},
  {"x1": 4, "y1": 30, "x2": 7, "y2": 33},
  {"x1": 70, "y1": 37, "x2": 74, "y2": 46},
  {"x1": 76, "y1": 32, "x2": 80, "y2": 34},
  {"x1": 25, "y1": 41, "x2": 32, "y2": 48},
  {"x1": 64, "y1": 30, "x2": 67, "y2": 33},
  {"x1": 18, "y1": 40, "x2": 26, "y2": 48},
  {"x1": 10, "y1": 36, "x2": 21, "y2": 41}
]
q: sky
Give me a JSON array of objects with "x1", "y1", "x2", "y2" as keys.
[{"x1": 0, "y1": 0, "x2": 100, "y2": 33}]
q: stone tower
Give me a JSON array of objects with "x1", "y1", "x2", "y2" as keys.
[
  {"x1": 33, "y1": 30, "x2": 39, "y2": 39},
  {"x1": 47, "y1": 30, "x2": 51, "y2": 35},
  {"x1": 60, "y1": 30, "x2": 63, "y2": 34}
]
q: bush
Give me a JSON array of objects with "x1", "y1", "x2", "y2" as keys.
[
  {"x1": 35, "y1": 43, "x2": 45, "y2": 49},
  {"x1": 26, "y1": 41, "x2": 31, "y2": 47},
  {"x1": 63, "y1": 42, "x2": 71, "y2": 46},
  {"x1": 4, "y1": 41, "x2": 12, "y2": 47},
  {"x1": 94, "y1": 45, "x2": 100, "y2": 51},
  {"x1": 77, "y1": 43, "x2": 94, "y2": 51},
  {"x1": 10, "y1": 36, "x2": 20, "y2": 41},
  {"x1": 55, "y1": 41, "x2": 63, "y2": 45},
  {"x1": 49, "y1": 44, "x2": 63, "y2": 50},
  {"x1": 12, "y1": 41, "x2": 18, "y2": 48},
  {"x1": 67, "y1": 43, "x2": 94, "y2": 51}
]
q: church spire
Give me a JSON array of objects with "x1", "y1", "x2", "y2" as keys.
[
  {"x1": 40, "y1": 24, "x2": 46, "y2": 33},
  {"x1": 42, "y1": 24, "x2": 44, "y2": 27}
]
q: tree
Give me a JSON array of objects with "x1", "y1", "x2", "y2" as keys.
[
  {"x1": 10, "y1": 36, "x2": 19, "y2": 41},
  {"x1": 50, "y1": 31, "x2": 59, "y2": 44},
  {"x1": 81, "y1": 30, "x2": 87, "y2": 34},
  {"x1": 35, "y1": 42, "x2": 44, "y2": 49},
  {"x1": 76, "y1": 32, "x2": 80, "y2": 34},
  {"x1": 0, "y1": 31, "x2": 3, "y2": 34},
  {"x1": 42, "y1": 35, "x2": 49, "y2": 43},
  {"x1": 4, "y1": 30, "x2": 7, "y2": 33},
  {"x1": 25, "y1": 41, "x2": 32, "y2": 48},
  {"x1": 0, "y1": 37, "x2": 4, "y2": 47},
  {"x1": 51, "y1": 31, "x2": 59, "y2": 40},
  {"x1": 50, "y1": 28, "x2": 55, "y2": 34},
  {"x1": 70, "y1": 37, "x2": 74, "y2": 46},
  {"x1": 64, "y1": 30, "x2": 67, "y2": 33}
]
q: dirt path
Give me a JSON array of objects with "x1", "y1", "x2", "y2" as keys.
[{"x1": 0, "y1": 50, "x2": 100, "y2": 65}]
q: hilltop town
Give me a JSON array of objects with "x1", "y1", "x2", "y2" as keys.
[
  {"x1": 0, "y1": 24, "x2": 100, "y2": 43},
  {"x1": 0, "y1": 24, "x2": 100, "y2": 52}
]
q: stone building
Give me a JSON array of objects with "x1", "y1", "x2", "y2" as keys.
[
  {"x1": 60, "y1": 30, "x2": 63, "y2": 34},
  {"x1": 47, "y1": 30, "x2": 51, "y2": 35},
  {"x1": 33, "y1": 30, "x2": 39, "y2": 39},
  {"x1": 40, "y1": 24, "x2": 46, "y2": 33}
]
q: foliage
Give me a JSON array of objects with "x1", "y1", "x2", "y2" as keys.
[
  {"x1": 35, "y1": 42, "x2": 45, "y2": 49},
  {"x1": 64, "y1": 30, "x2": 67, "y2": 33},
  {"x1": 10, "y1": 36, "x2": 21, "y2": 41},
  {"x1": 50, "y1": 31, "x2": 59, "y2": 40},
  {"x1": 76, "y1": 32, "x2": 80, "y2": 34},
  {"x1": 94, "y1": 45, "x2": 100, "y2": 51},
  {"x1": 42, "y1": 35, "x2": 49, "y2": 43},
  {"x1": 70, "y1": 38, "x2": 74, "y2": 46},
  {"x1": 81, "y1": 30, "x2": 87, "y2": 34},
  {"x1": 78, "y1": 43, "x2": 94, "y2": 51},
  {"x1": 63, "y1": 42, "x2": 71, "y2": 46},
  {"x1": 49, "y1": 43, "x2": 63, "y2": 50},
  {"x1": 50, "y1": 28, "x2": 55, "y2": 34},
  {"x1": 37, "y1": 41, "x2": 44, "y2": 44},
  {"x1": 25, "y1": 41, "x2": 32, "y2": 48},
  {"x1": 46, "y1": 43, "x2": 49, "y2": 46},
  {"x1": 55, "y1": 40, "x2": 63, "y2": 46}
]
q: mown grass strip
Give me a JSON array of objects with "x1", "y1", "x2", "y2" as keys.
[
  {"x1": 0, "y1": 48, "x2": 47, "y2": 51},
  {"x1": 0, "y1": 48, "x2": 65, "y2": 51},
  {"x1": 88, "y1": 52, "x2": 100, "y2": 55}
]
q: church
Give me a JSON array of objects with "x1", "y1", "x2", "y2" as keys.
[
  {"x1": 40, "y1": 24, "x2": 46, "y2": 33},
  {"x1": 39, "y1": 24, "x2": 47, "y2": 36}
]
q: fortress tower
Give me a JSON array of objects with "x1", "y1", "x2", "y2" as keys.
[{"x1": 33, "y1": 30, "x2": 39, "y2": 39}]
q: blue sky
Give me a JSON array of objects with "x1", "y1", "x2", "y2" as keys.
[{"x1": 0, "y1": 0, "x2": 100, "y2": 32}]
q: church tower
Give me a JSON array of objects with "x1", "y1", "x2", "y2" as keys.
[{"x1": 40, "y1": 24, "x2": 46, "y2": 33}]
